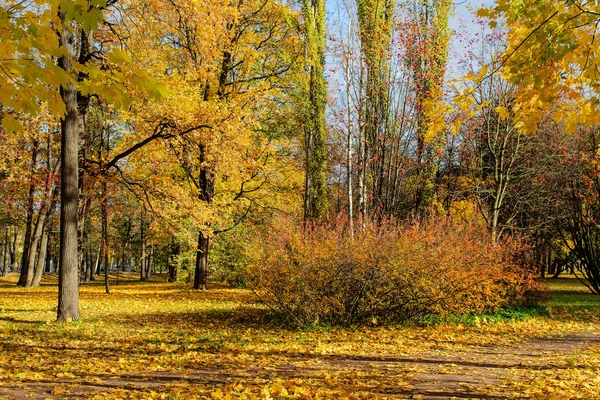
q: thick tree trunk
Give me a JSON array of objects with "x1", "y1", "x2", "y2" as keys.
[
  {"x1": 31, "y1": 227, "x2": 49, "y2": 287},
  {"x1": 57, "y1": 10, "x2": 80, "y2": 322}
]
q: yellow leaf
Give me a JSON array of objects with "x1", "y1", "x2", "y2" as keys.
[
  {"x1": 1, "y1": 114, "x2": 23, "y2": 133},
  {"x1": 495, "y1": 106, "x2": 509, "y2": 120}
]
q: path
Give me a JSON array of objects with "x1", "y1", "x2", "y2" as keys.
[{"x1": 0, "y1": 331, "x2": 598, "y2": 399}]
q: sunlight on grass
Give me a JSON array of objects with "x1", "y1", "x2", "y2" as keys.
[{"x1": 546, "y1": 275, "x2": 600, "y2": 308}]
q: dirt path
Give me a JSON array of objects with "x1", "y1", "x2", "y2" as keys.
[
  {"x1": 0, "y1": 331, "x2": 598, "y2": 399},
  {"x1": 407, "y1": 331, "x2": 600, "y2": 399}
]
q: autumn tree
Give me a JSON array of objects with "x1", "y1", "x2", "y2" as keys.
[
  {"x1": 356, "y1": 0, "x2": 395, "y2": 220},
  {"x1": 99, "y1": 0, "x2": 303, "y2": 290},
  {"x1": 301, "y1": 0, "x2": 329, "y2": 221},
  {"x1": 405, "y1": 0, "x2": 451, "y2": 216},
  {"x1": 1, "y1": 0, "x2": 167, "y2": 319},
  {"x1": 478, "y1": 1, "x2": 600, "y2": 133}
]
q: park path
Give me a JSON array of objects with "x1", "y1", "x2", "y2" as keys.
[
  {"x1": 406, "y1": 330, "x2": 600, "y2": 399},
  {"x1": 0, "y1": 330, "x2": 598, "y2": 399}
]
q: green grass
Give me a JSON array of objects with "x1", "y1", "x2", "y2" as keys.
[{"x1": 546, "y1": 275, "x2": 600, "y2": 307}]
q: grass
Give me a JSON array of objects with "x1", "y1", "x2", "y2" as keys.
[
  {"x1": 546, "y1": 274, "x2": 600, "y2": 307},
  {"x1": 0, "y1": 273, "x2": 598, "y2": 399}
]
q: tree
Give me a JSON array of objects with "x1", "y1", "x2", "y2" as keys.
[
  {"x1": 301, "y1": 0, "x2": 329, "y2": 221},
  {"x1": 405, "y1": 0, "x2": 451, "y2": 216},
  {"x1": 99, "y1": 0, "x2": 303, "y2": 290},
  {"x1": 356, "y1": 0, "x2": 395, "y2": 220},
  {"x1": 1, "y1": 0, "x2": 167, "y2": 320},
  {"x1": 478, "y1": 1, "x2": 600, "y2": 133}
]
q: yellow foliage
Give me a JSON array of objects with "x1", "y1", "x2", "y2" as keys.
[{"x1": 0, "y1": 276, "x2": 598, "y2": 398}]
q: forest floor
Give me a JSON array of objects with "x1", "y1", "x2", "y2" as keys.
[{"x1": 0, "y1": 274, "x2": 598, "y2": 399}]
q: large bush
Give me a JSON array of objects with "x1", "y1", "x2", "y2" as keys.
[{"x1": 248, "y1": 217, "x2": 545, "y2": 325}]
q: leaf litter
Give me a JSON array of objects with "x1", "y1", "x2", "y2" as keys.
[{"x1": 0, "y1": 275, "x2": 598, "y2": 399}]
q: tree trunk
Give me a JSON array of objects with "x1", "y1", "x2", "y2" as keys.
[
  {"x1": 301, "y1": 0, "x2": 328, "y2": 221},
  {"x1": 168, "y1": 240, "x2": 180, "y2": 282},
  {"x1": 102, "y1": 177, "x2": 110, "y2": 294},
  {"x1": 31, "y1": 227, "x2": 49, "y2": 287},
  {"x1": 2, "y1": 228, "x2": 9, "y2": 278},
  {"x1": 144, "y1": 250, "x2": 150, "y2": 280},
  {"x1": 10, "y1": 228, "x2": 18, "y2": 275},
  {"x1": 92, "y1": 241, "x2": 101, "y2": 280},
  {"x1": 193, "y1": 232, "x2": 209, "y2": 290},
  {"x1": 140, "y1": 213, "x2": 146, "y2": 281},
  {"x1": 83, "y1": 248, "x2": 90, "y2": 282},
  {"x1": 148, "y1": 244, "x2": 154, "y2": 275},
  {"x1": 18, "y1": 140, "x2": 39, "y2": 286},
  {"x1": 193, "y1": 143, "x2": 214, "y2": 290},
  {"x1": 25, "y1": 211, "x2": 46, "y2": 287},
  {"x1": 85, "y1": 249, "x2": 91, "y2": 281},
  {"x1": 56, "y1": 10, "x2": 81, "y2": 322},
  {"x1": 345, "y1": 48, "x2": 354, "y2": 239}
]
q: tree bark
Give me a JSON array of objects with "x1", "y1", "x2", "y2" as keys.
[
  {"x1": 168, "y1": 240, "x2": 180, "y2": 282},
  {"x1": 140, "y1": 212, "x2": 146, "y2": 281},
  {"x1": 102, "y1": 176, "x2": 110, "y2": 294},
  {"x1": 10, "y1": 228, "x2": 18, "y2": 274},
  {"x1": 2, "y1": 227, "x2": 9, "y2": 278},
  {"x1": 18, "y1": 140, "x2": 39, "y2": 286},
  {"x1": 193, "y1": 144, "x2": 214, "y2": 290},
  {"x1": 31, "y1": 226, "x2": 49, "y2": 287},
  {"x1": 25, "y1": 210, "x2": 48, "y2": 287},
  {"x1": 56, "y1": 10, "x2": 80, "y2": 322},
  {"x1": 302, "y1": 0, "x2": 328, "y2": 221},
  {"x1": 148, "y1": 244, "x2": 154, "y2": 275},
  {"x1": 193, "y1": 232, "x2": 209, "y2": 290},
  {"x1": 91, "y1": 241, "x2": 101, "y2": 280}
]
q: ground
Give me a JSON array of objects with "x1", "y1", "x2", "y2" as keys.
[{"x1": 0, "y1": 274, "x2": 598, "y2": 399}]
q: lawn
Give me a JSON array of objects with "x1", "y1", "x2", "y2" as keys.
[{"x1": 0, "y1": 274, "x2": 598, "y2": 399}]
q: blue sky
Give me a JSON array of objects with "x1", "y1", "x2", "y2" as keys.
[{"x1": 323, "y1": 0, "x2": 497, "y2": 77}]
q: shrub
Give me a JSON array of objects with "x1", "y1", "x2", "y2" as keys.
[{"x1": 248, "y1": 216, "x2": 546, "y2": 326}]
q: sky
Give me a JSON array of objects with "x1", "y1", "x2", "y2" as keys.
[
  {"x1": 447, "y1": 0, "x2": 496, "y2": 76},
  {"x1": 323, "y1": 0, "x2": 497, "y2": 77}
]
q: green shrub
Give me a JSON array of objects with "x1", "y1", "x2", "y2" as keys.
[{"x1": 209, "y1": 227, "x2": 250, "y2": 287}]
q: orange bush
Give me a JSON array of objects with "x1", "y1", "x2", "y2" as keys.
[{"x1": 248, "y1": 217, "x2": 545, "y2": 326}]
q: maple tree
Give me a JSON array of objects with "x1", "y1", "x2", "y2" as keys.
[
  {"x1": 1, "y1": 0, "x2": 168, "y2": 320},
  {"x1": 478, "y1": 0, "x2": 600, "y2": 134},
  {"x1": 97, "y1": 0, "x2": 304, "y2": 291}
]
